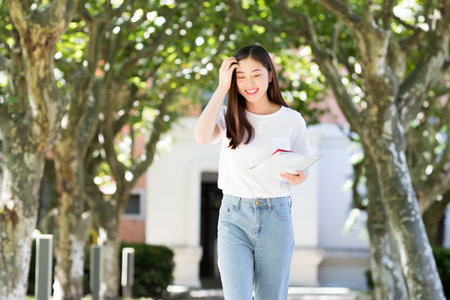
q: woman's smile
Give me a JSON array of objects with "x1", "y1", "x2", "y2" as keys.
[{"x1": 245, "y1": 88, "x2": 259, "y2": 95}]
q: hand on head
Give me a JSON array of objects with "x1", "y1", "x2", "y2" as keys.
[{"x1": 218, "y1": 57, "x2": 238, "y2": 91}]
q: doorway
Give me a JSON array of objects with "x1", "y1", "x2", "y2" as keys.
[{"x1": 199, "y1": 172, "x2": 222, "y2": 288}]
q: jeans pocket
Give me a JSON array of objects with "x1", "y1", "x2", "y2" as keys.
[
  {"x1": 219, "y1": 204, "x2": 238, "y2": 216},
  {"x1": 271, "y1": 205, "x2": 291, "y2": 221}
]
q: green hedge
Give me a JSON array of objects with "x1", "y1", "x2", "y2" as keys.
[
  {"x1": 433, "y1": 247, "x2": 450, "y2": 298},
  {"x1": 365, "y1": 247, "x2": 450, "y2": 298},
  {"x1": 119, "y1": 242, "x2": 174, "y2": 298},
  {"x1": 28, "y1": 240, "x2": 174, "y2": 298}
]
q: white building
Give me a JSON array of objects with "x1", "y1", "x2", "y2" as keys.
[{"x1": 145, "y1": 117, "x2": 377, "y2": 290}]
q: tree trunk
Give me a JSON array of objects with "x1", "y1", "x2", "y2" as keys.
[
  {"x1": 52, "y1": 154, "x2": 87, "y2": 300},
  {"x1": 1, "y1": 0, "x2": 78, "y2": 295},
  {"x1": 91, "y1": 195, "x2": 122, "y2": 300},
  {"x1": 0, "y1": 134, "x2": 44, "y2": 299},
  {"x1": 365, "y1": 108, "x2": 445, "y2": 299},
  {"x1": 364, "y1": 155, "x2": 408, "y2": 300},
  {"x1": 100, "y1": 228, "x2": 121, "y2": 300}
]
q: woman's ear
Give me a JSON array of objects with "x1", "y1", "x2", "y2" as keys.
[{"x1": 268, "y1": 70, "x2": 273, "y2": 82}]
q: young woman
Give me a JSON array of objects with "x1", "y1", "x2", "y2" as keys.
[{"x1": 194, "y1": 44, "x2": 312, "y2": 300}]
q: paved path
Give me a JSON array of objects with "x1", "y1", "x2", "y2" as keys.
[{"x1": 167, "y1": 286, "x2": 373, "y2": 300}]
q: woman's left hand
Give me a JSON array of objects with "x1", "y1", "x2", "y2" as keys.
[{"x1": 280, "y1": 170, "x2": 306, "y2": 185}]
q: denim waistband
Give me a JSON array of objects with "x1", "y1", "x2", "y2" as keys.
[{"x1": 222, "y1": 194, "x2": 291, "y2": 208}]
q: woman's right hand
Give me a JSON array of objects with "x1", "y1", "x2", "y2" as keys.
[{"x1": 218, "y1": 57, "x2": 238, "y2": 91}]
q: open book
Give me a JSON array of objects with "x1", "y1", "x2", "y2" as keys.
[{"x1": 249, "y1": 149, "x2": 323, "y2": 176}]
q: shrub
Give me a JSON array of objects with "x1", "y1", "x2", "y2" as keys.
[{"x1": 120, "y1": 242, "x2": 175, "y2": 298}]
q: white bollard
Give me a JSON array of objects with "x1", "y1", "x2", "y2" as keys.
[
  {"x1": 35, "y1": 234, "x2": 53, "y2": 300},
  {"x1": 121, "y1": 247, "x2": 135, "y2": 299}
]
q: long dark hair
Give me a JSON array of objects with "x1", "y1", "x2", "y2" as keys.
[{"x1": 225, "y1": 44, "x2": 288, "y2": 149}]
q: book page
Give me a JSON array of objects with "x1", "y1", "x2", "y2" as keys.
[{"x1": 249, "y1": 152, "x2": 323, "y2": 177}]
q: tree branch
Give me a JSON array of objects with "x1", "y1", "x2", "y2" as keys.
[
  {"x1": 101, "y1": 95, "x2": 126, "y2": 186},
  {"x1": 422, "y1": 0, "x2": 435, "y2": 23},
  {"x1": 398, "y1": 26, "x2": 427, "y2": 55},
  {"x1": 131, "y1": 89, "x2": 175, "y2": 183},
  {"x1": 412, "y1": 94, "x2": 450, "y2": 213},
  {"x1": 398, "y1": 9, "x2": 449, "y2": 127},
  {"x1": 59, "y1": 14, "x2": 106, "y2": 143},
  {"x1": 76, "y1": 1, "x2": 93, "y2": 22},
  {"x1": 53, "y1": 0, "x2": 79, "y2": 24},
  {"x1": 386, "y1": 38, "x2": 407, "y2": 81},
  {"x1": 78, "y1": 91, "x2": 103, "y2": 147},
  {"x1": 330, "y1": 21, "x2": 344, "y2": 53},
  {"x1": 298, "y1": 13, "x2": 361, "y2": 131},
  {"x1": 381, "y1": 0, "x2": 398, "y2": 30},
  {"x1": 316, "y1": 0, "x2": 361, "y2": 31},
  {"x1": 0, "y1": 103, "x2": 8, "y2": 120},
  {"x1": 113, "y1": 98, "x2": 134, "y2": 136},
  {"x1": 395, "y1": 0, "x2": 437, "y2": 54},
  {"x1": 362, "y1": 0, "x2": 377, "y2": 25},
  {"x1": 5, "y1": 0, "x2": 28, "y2": 33}
]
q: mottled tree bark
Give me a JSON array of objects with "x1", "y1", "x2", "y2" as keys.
[
  {"x1": 52, "y1": 13, "x2": 106, "y2": 299},
  {"x1": 91, "y1": 196, "x2": 122, "y2": 300},
  {"x1": 0, "y1": 126, "x2": 45, "y2": 299},
  {"x1": 364, "y1": 155, "x2": 408, "y2": 300},
  {"x1": 0, "y1": 1, "x2": 78, "y2": 298},
  {"x1": 363, "y1": 107, "x2": 444, "y2": 299},
  {"x1": 52, "y1": 158, "x2": 88, "y2": 300}
]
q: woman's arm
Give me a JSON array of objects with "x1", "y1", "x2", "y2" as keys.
[
  {"x1": 194, "y1": 87, "x2": 228, "y2": 144},
  {"x1": 194, "y1": 57, "x2": 238, "y2": 144}
]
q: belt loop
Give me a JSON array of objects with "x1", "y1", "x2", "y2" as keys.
[
  {"x1": 238, "y1": 197, "x2": 241, "y2": 208},
  {"x1": 289, "y1": 196, "x2": 292, "y2": 208},
  {"x1": 268, "y1": 198, "x2": 272, "y2": 210}
]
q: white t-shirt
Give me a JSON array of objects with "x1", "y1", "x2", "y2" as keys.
[{"x1": 216, "y1": 105, "x2": 312, "y2": 198}]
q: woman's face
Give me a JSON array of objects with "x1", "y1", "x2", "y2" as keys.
[{"x1": 235, "y1": 57, "x2": 272, "y2": 105}]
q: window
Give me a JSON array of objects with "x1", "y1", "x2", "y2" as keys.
[{"x1": 123, "y1": 190, "x2": 145, "y2": 219}]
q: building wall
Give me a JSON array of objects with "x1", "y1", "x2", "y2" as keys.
[
  {"x1": 119, "y1": 174, "x2": 147, "y2": 243},
  {"x1": 119, "y1": 219, "x2": 146, "y2": 243},
  {"x1": 145, "y1": 117, "x2": 373, "y2": 289},
  {"x1": 311, "y1": 125, "x2": 370, "y2": 288}
]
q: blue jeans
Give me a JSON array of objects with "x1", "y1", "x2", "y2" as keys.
[{"x1": 217, "y1": 195, "x2": 294, "y2": 300}]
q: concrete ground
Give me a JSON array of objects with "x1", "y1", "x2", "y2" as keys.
[{"x1": 167, "y1": 285, "x2": 373, "y2": 300}]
